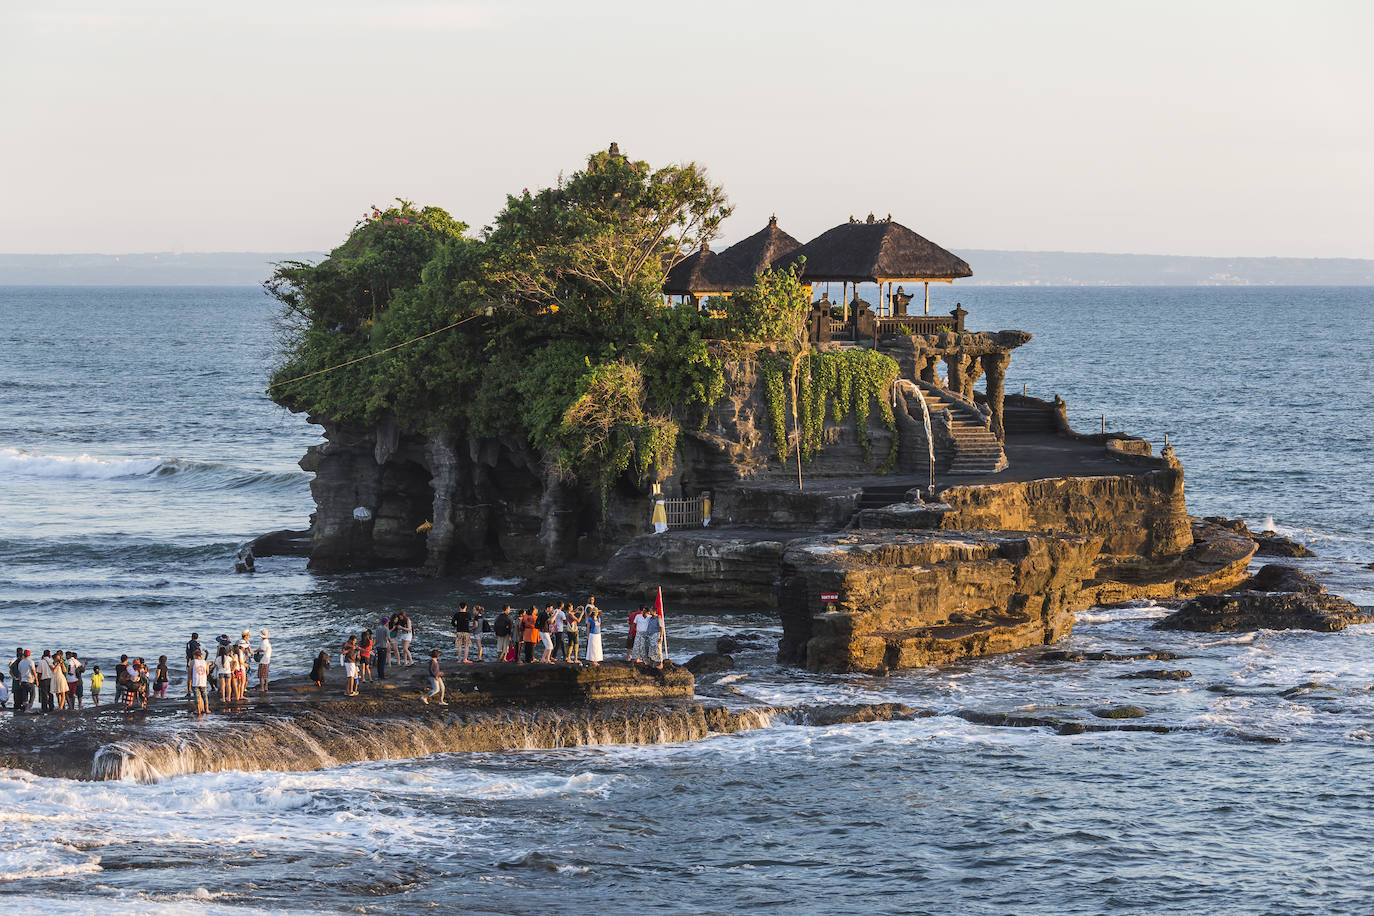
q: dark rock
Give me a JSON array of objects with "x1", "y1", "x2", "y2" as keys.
[
  {"x1": 1118, "y1": 669, "x2": 1192, "y2": 680},
  {"x1": 1254, "y1": 531, "x2": 1316, "y2": 558},
  {"x1": 685, "y1": 653, "x2": 735, "y2": 676},
  {"x1": 1155, "y1": 568, "x2": 1372, "y2": 632},
  {"x1": 248, "y1": 528, "x2": 313, "y2": 558},
  {"x1": 1246, "y1": 564, "x2": 1324, "y2": 594},
  {"x1": 1203, "y1": 516, "x2": 1253, "y2": 536},
  {"x1": 716, "y1": 632, "x2": 770, "y2": 654},
  {"x1": 788, "y1": 702, "x2": 922, "y2": 726},
  {"x1": 1037, "y1": 649, "x2": 1181, "y2": 663},
  {"x1": 1093, "y1": 705, "x2": 1147, "y2": 719}
]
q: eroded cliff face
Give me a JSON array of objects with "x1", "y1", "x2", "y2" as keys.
[
  {"x1": 776, "y1": 530, "x2": 1102, "y2": 673},
  {"x1": 298, "y1": 356, "x2": 903, "y2": 574}
]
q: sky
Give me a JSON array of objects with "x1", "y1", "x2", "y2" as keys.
[{"x1": 1, "y1": 0, "x2": 1371, "y2": 258}]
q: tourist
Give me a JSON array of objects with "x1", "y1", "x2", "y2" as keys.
[
  {"x1": 566, "y1": 605, "x2": 582, "y2": 664},
  {"x1": 549, "y1": 603, "x2": 566, "y2": 662},
  {"x1": 184, "y1": 632, "x2": 202, "y2": 697},
  {"x1": 189, "y1": 649, "x2": 209, "y2": 716},
  {"x1": 90, "y1": 665, "x2": 103, "y2": 706},
  {"x1": 129, "y1": 658, "x2": 149, "y2": 709},
  {"x1": 341, "y1": 635, "x2": 359, "y2": 696},
  {"x1": 153, "y1": 655, "x2": 170, "y2": 699},
  {"x1": 373, "y1": 618, "x2": 391, "y2": 680},
  {"x1": 520, "y1": 606, "x2": 538, "y2": 664},
  {"x1": 585, "y1": 606, "x2": 603, "y2": 667},
  {"x1": 453, "y1": 602, "x2": 471, "y2": 662},
  {"x1": 0, "y1": 673, "x2": 7, "y2": 711},
  {"x1": 257, "y1": 629, "x2": 272, "y2": 692},
  {"x1": 235, "y1": 631, "x2": 253, "y2": 702},
  {"x1": 216, "y1": 638, "x2": 233, "y2": 704},
  {"x1": 421, "y1": 648, "x2": 446, "y2": 706},
  {"x1": 310, "y1": 649, "x2": 331, "y2": 686},
  {"x1": 470, "y1": 605, "x2": 486, "y2": 662},
  {"x1": 395, "y1": 612, "x2": 414, "y2": 666},
  {"x1": 66, "y1": 652, "x2": 84, "y2": 709},
  {"x1": 537, "y1": 605, "x2": 554, "y2": 663},
  {"x1": 627, "y1": 607, "x2": 645, "y2": 662},
  {"x1": 359, "y1": 630, "x2": 374, "y2": 683},
  {"x1": 17, "y1": 650, "x2": 37, "y2": 712},
  {"x1": 639, "y1": 607, "x2": 664, "y2": 669},
  {"x1": 37, "y1": 649, "x2": 54, "y2": 713},
  {"x1": 493, "y1": 606, "x2": 513, "y2": 662},
  {"x1": 51, "y1": 650, "x2": 69, "y2": 711}
]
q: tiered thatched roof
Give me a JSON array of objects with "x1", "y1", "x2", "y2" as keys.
[
  {"x1": 662, "y1": 242, "x2": 733, "y2": 296},
  {"x1": 776, "y1": 214, "x2": 972, "y2": 283},
  {"x1": 663, "y1": 217, "x2": 801, "y2": 296},
  {"x1": 713, "y1": 216, "x2": 801, "y2": 284}
]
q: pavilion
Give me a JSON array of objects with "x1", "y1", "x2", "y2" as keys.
[
  {"x1": 663, "y1": 216, "x2": 801, "y2": 306},
  {"x1": 775, "y1": 213, "x2": 972, "y2": 323}
]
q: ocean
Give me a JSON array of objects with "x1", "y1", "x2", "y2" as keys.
[{"x1": 1, "y1": 285, "x2": 1372, "y2": 914}]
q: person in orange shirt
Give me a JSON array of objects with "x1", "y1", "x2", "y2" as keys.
[{"x1": 520, "y1": 607, "x2": 539, "y2": 664}]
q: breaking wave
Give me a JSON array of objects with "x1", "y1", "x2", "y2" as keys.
[{"x1": 0, "y1": 447, "x2": 306, "y2": 492}]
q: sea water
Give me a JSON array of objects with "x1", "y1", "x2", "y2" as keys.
[{"x1": 1, "y1": 285, "x2": 1372, "y2": 914}]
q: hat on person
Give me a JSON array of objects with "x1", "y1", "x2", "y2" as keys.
[
  {"x1": 259, "y1": 629, "x2": 270, "y2": 638},
  {"x1": 24, "y1": 649, "x2": 31, "y2": 657},
  {"x1": 216, "y1": 634, "x2": 230, "y2": 646},
  {"x1": 241, "y1": 629, "x2": 251, "y2": 637}
]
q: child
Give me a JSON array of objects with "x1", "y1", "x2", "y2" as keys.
[
  {"x1": 310, "y1": 650, "x2": 331, "y2": 687},
  {"x1": 90, "y1": 666, "x2": 104, "y2": 706}
]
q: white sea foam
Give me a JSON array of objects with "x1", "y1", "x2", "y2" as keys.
[
  {"x1": 475, "y1": 575, "x2": 524, "y2": 588},
  {"x1": 0, "y1": 446, "x2": 165, "y2": 480}
]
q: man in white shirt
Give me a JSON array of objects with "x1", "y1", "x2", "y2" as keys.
[
  {"x1": 257, "y1": 629, "x2": 273, "y2": 692},
  {"x1": 189, "y1": 649, "x2": 210, "y2": 715}
]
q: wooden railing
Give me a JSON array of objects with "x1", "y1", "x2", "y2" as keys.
[
  {"x1": 662, "y1": 496, "x2": 710, "y2": 529},
  {"x1": 826, "y1": 311, "x2": 965, "y2": 341}
]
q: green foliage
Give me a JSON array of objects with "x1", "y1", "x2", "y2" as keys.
[
  {"x1": 266, "y1": 147, "x2": 733, "y2": 504},
  {"x1": 723, "y1": 263, "x2": 810, "y2": 344},
  {"x1": 759, "y1": 354, "x2": 790, "y2": 463},
  {"x1": 765, "y1": 349, "x2": 901, "y2": 470}
]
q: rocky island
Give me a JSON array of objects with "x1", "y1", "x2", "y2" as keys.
[{"x1": 261, "y1": 145, "x2": 1284, "y2": 682}]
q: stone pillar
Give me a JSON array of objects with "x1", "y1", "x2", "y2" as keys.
[
  {"x1": 919, "y1": 354, "x2": 939, "y2": 385},
  {"x1": 964, "y1": 357, "x2": 984, "y2": 403},
  {"x1": 944, "y1": 352, "x2": 970, "y2": 396},
  {"x1": 980, "y1": 352, "x2": 1010, "y2": 442}
]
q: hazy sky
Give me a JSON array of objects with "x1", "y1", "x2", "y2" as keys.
[{"x1": 2, "y1": 0, "x2": 1371, "y2": 257}]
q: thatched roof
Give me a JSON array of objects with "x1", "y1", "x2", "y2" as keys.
[
  {"x1": 662, "y1": 217, "x2": 802, "y2": 295},
  {"x1": 662, "y1": 242, "x2": 733, "y2": 295},
  {"x1": 776, "y1": 214, "x2": 972, "y2": 283},
  {"x1": 713, "y1": 216, "x2": 801, "y2": 283}
]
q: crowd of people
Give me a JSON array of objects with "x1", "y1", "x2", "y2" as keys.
[{"x1": 2, "y1": 596, "x2": 672, "y2": 717}]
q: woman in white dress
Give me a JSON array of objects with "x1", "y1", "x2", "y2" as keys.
[{"x1": 585, "y1": 607, "x2": 603, "y2": 667}]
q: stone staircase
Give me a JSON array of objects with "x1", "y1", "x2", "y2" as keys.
[
  {"x1": 858, "y1": 482, "x2": 918, "y2": 510},
  {"x1": 905, "y1": 381, "x2": 1007, "y2": 475}
]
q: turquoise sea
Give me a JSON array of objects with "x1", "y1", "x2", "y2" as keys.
[{"x1": 1, "y1": 285, "x2": 1372, "y2": 914}]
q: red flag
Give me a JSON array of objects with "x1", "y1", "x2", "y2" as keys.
[{"x1": 654, "y1": 586, "x2": 667, "y2": 669}]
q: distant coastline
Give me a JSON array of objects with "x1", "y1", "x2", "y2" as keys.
[{"x1": 2, "y1": 249, "x2": 1373, "y2": 287}]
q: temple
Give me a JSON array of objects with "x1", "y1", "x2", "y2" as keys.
[{"x1": 664, "y1": 211, "x2": 1018, "y2": 477}]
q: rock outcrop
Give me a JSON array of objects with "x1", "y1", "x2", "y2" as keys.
[
  {"x1": 1155, "y1": 564, "x2": 1372, "y2": 633},
  {"x1": 777, "y1": 529, "x2": 1102, "y2": 673}
]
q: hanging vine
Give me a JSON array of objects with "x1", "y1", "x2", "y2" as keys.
[
  {"x1": 759, "y1": 354, "x2": 790, "y2": 463},
  {"x1": 763, "y1": 348, "x2": 900, "y2": 470}
]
